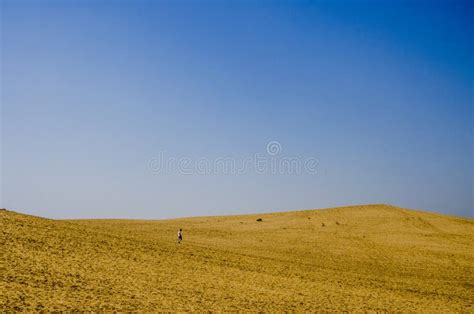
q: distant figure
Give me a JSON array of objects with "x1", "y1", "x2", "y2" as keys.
[{"x1": 177, "y1": 228, "x2": 183, "y2": 243}]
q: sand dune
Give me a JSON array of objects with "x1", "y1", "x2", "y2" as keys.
[{"x1": 1, "y1": 205, "x2": 473, "y2": 311}]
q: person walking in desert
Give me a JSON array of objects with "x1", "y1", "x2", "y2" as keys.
[{"x1": 177, "y1": 228, "x2": 183, "y2": 244}]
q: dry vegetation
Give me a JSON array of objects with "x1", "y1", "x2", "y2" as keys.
[{"x1": 1, "y1": 205, "x2": 473, "y2": 311}]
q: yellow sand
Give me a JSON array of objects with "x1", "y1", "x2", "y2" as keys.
[{"x1": 1, "y1": 204, "x2": 473, "y2": 311}]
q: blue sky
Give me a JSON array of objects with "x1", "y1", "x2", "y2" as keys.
[{"x1": 1, "y1": 0, "x2": 472, "y2": 218}]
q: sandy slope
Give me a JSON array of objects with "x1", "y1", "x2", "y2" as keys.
[{"x1": 1, "y1": 205, "x2": 473, "y2": 311}]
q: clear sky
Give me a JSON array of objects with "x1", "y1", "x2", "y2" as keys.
[{"x1": 1, "y1": 0, "x2": 472, "y2": 219}]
